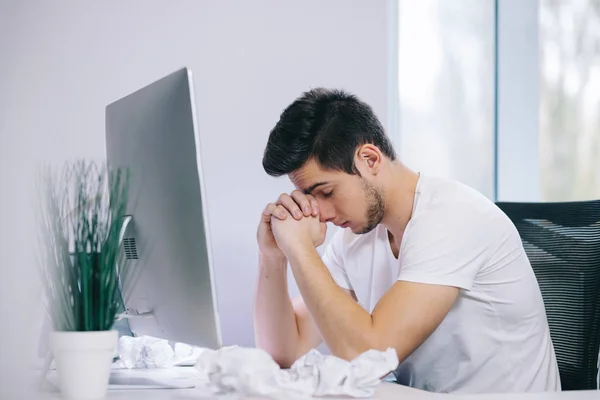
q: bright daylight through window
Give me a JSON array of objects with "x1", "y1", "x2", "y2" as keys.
[
  {"x1": 397, "y1": 0, "x2": 495, "y2": 199},
  {"x1": 540, "y1": 0, "x2": 600, "y2": 201}
]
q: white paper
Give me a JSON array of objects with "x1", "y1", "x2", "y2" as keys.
[
  {"x1": 114, "y1": 336, "x2": 205, "y2": 369},
  {"x1": 194, "y1": 346, "x2": 399, "y2": 398},
  {"x1": 115, "y1": 336, "x2": 175, "y2": 369}
]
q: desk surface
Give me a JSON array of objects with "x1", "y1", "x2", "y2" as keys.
[
  {"x1": 39, "y1": 382, "x2": 600, "y2": 400},
  {"x1": 38, "y1": 367, "x2": 598, "y2": 400}
]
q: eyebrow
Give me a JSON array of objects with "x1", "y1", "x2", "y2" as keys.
[{"x1": 304, "y1": 181, "x2": 329, "y2": 194}]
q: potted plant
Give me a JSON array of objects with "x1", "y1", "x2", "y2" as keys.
[{"x1": 36, "y1": 160, "x2": 137, "y2": 400}]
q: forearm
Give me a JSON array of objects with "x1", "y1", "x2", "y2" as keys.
[
  {"x1": 287, "y1": 247, "x2": 376, "y2": 360},
  {"x1": 253, "y1": 254, "x2": 301, "y2": 367}
]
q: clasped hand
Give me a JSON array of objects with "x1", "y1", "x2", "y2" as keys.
[{"x1": 260, "y1": 190, "x2": 327, "y2": 258}]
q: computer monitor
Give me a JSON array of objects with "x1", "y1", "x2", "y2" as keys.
[{"x1": 105, "y1": 67, "x2": 222, "y2": 350}]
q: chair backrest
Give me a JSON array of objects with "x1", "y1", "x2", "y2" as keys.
[{"x1": 496, "y1": 200, "x2": 600, "y2": 390}]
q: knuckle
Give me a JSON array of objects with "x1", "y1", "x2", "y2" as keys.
[{"x1": 292, "y1": 190, "x2": 306, "y2": 201}]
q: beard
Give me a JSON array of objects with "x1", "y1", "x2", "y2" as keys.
[{"x1": 356, "y1": 179, "x2": 385, "y2": 234}]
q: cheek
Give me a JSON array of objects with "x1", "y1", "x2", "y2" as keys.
[{"x1": 336, "y1": 193, "x2": 365, "y2": 215}]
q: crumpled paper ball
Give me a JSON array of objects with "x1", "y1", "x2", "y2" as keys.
[
  {"x1": 194, "y1": 345, "x2": 399, "y2": 398},
  {"x1": 116, "y1": 336, "x2": 175, "y2": 369},
  {"x1": 114, "y1": 335, "x2": 206, "y2": 369}
]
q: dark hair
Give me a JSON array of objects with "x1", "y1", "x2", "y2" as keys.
[{"x1": 262, "y1": 88, "x2": 396, "y2": 177}]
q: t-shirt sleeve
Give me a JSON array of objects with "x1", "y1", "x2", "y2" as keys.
[
  {"x1": 398, "y1": 204, "x2": 492, "y2": 291},
  {"x1": 321, "y1": 229, "x2": 353, "y2": 290}
]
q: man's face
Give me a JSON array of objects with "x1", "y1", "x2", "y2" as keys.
[{"x1": 289, "y1": 159, "x2": 385, "y2": 234}]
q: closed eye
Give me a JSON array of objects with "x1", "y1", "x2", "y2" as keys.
[{"x1": 323, "y1": 190, "x2": 334, "y2": 198}]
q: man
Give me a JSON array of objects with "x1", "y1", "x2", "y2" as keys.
[{"x1": 253, "y1": 88, "x2": 561, "y2": 393}]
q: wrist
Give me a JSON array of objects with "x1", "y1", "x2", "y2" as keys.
[
  {"x1": 285, "y1": 240, "x2": 319, "y2": 264},
  {"x1": 258, "y1": 252, "x2": 287, "y2": 269}
]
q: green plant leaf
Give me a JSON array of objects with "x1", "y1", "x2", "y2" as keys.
[{"x1": 36, "y1": 160, "x2": 137, "y2": 332}]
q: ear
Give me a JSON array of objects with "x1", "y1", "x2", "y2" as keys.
[{"x1": 354, "y1": 144, "x2": 382, "y2": 176}]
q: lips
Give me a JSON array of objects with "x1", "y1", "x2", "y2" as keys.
[{"x1": 341, "y1": 221, "x2": 350, "y2": 228}]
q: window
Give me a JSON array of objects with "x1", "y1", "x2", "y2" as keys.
[
  {"x1": 396, "y1": 0, "x2": 496, "y2": 198},
  {"x1": 539, "y1": 0, "x2": 600, "y2": 201}
]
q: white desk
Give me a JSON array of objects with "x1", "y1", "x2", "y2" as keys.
[{"x1": 36, "y1": 367, "x2": 598, "y2": 400}]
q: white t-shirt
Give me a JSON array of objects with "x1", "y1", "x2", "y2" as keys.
[{"x1": 321, "y1": 174, "x2": 561, "y2": 393}]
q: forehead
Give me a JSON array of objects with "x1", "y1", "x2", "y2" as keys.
[{"x1": 289, "y1": 159, "x2": 340, "y2": 192}]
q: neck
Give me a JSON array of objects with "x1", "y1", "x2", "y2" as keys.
[{"x1": 380, "y1": 162, "x2": 420, "y2": 241}]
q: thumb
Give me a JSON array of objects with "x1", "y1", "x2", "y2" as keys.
[{"x1": 320, "y1": 222, "x2": 327, "y2": 237}]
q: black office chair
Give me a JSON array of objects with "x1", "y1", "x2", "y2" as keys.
[{"x1": 496, "y1": 200, "x2": 600, "y2": 391}]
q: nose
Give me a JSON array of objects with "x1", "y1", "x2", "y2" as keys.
[{"x1": 317, "y1": 200, "x2": 336, "y2": 223}]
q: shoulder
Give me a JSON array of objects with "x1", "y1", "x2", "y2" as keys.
[
  {"x1": 417, "y1": 175, "x2": 492, "y2": 210},
  {"x1": 416, "y1": 176, "x2": 508, "y2": 223},
  {"x1": 408, "y1": 175, "x2": 516, "y2": 243},
  {"x1": 398, "y1": 176, "x2": 521, "y2": 287}
]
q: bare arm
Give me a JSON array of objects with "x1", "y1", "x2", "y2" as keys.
[
  {"x1": 253, "y1": 254, "x2": 355, "y2": 367},
  {"x1": 284, "y1": 245, "x2": 458, "y2": 362},
  {"x1": 253, "y1": 254, "x2": 317, "y2": 367},
  {"x1": 254, "y1": 190, "x2": 358, "y2": 367}
]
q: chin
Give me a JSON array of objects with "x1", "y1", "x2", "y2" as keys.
[
  {"x1": 354, "y1": 223, "x2": 378, "y2": 235},
  {"x1": 350, "y1": 225, "x2": 366, "y2": 235}
]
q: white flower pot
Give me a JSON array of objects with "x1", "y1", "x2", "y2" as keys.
[{"x1": 50, "y1": 330, "x2": 118, "y2": 400}]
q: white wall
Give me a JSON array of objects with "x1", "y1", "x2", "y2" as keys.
[{"x1": 0, "y1": 1, "x2": 393, "y2": 391}]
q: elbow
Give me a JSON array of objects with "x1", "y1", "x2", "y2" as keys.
[
  {"x1": 331, "y1": 348, "x2": 361, "y2": 362},
  {"x1": 270, "y1": 354, "x2": 295, "y2": 369},
  {"x1": 265, "y1": 349, "x2": 296, "y2": 369},
  {"x1": 330, "y1": 337, "x2": 392, "y2": 362},
  {"x1": 255, "y1": 341, "x2": 296, "y2": 369},
  {"x1": 330, "y1": 342, "x2": 374, "y2": 362}
]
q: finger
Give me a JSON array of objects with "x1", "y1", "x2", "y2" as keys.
[
  {"x1": 275, "y1": 205, "x2": 292, "y2": 219},
  {"x1": 262, "y1": 203, "x2": 287, "y2": 221},
  {"x1": 305, "y1": 194, "x2": 320, "y2": 216},
  {"x1": 277, "y1": 193, "x2": 303, "y2": 220},
  {"x1": 291, "y1": 190, "x2": 313, "y2": 217}
]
